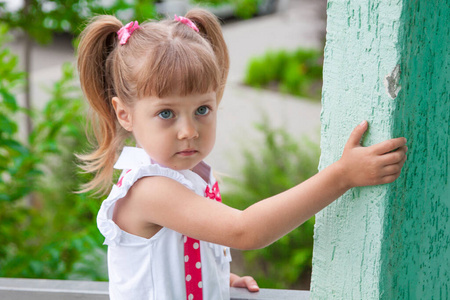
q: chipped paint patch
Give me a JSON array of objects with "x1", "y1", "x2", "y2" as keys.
[{"x1": 384, "y1": 64, "x2": 401, "y2": 99}]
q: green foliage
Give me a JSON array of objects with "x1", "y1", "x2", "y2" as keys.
[
  {"x1": 223, "y1": 118, "x2": 320, "y2": 289},
  {"x1": 0, "y1": 0, "x2": 157, "y2": 44},
  {"x1": 232, "y1": 0, "x2": 259, "y2": 19},
  {"x1": 245, "y1": 48, "x2": 323, "y2": 100},
  {"x1": 0, "y1": 28, "x2": 107, "y2": 280},
  {"x1": 0, "y1": 23, "x2": 38, "y2": 202},
  {"x1": 193, "y1": 0, "x2": 259, "y2": 19}
]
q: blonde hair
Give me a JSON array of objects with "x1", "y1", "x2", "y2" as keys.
[{"x1": 77, "y1": 9, "x2": 229, "y2": 194}]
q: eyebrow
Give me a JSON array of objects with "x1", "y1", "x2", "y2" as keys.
[
  {"x1": 145, "y1": 97, "x2": 176, "y2": 109},
  {"x1": 149, "y1": 95, "x2": 216, "y2": 108},
  {"x1": 198, "y1": 96, "x2": 216, "y2": 104},
  {"x1": 151, "y1": 100, "x2": 175, "y2": 108}
]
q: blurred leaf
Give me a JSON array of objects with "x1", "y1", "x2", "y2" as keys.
[
  {"x1": 0, "y1": 88, "x2": 18, "y2": 111},
  {"x1": 0, "y1": 113, "x2": 17, "y2": 135}
]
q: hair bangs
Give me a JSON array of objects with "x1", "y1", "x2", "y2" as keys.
[{"x1": 137, "y1": 38, "x2": 220, "y2": 99}]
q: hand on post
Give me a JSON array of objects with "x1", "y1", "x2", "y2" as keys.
[{"x1": 338, "y1": 120, "x2": 408, "y2": 188}]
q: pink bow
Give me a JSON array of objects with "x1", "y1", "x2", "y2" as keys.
[
  {"x1": 117, "y1": 21, "x2": 140, "y2": 45},
  {"x1": 204, "y1": 182, "x2": 221, "y2": 202},
  {"x1": 174, "y1": 15, "x2": 199, "y2": 32}
]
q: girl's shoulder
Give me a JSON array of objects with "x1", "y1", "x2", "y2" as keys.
[
  {"x1": 97, "y1": 147, "x2": 197, "y2": 243},
  {"x1": 113, "y1": 146, "x2": 194, "y2": 191},
  {"x1": 98, "y1": 147, "x2": 195, "y2": 224}
]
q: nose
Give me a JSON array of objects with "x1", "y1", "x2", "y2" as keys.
[{"x1": 177, "y1": 117, "x2": 199, "y2": 140}]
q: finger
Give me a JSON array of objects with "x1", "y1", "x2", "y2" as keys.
[
  {"x1": 244, "y1": 277, "x2": 259, "y2": 292},
  {"x1": 230, "y1": 278, "x2": 245, "y2": 288},
  {"x1": 346, "y1": 120, "x2": 369, "y2": 147},
  {"x1": 234, "y1": 276, "x2": 259, "y2": 292},
  {"x1": 382, "y1": 164, "x2": 403, "y2": 176},
  {"x1": 381, "y1": 173, "x2": 401, "y2": 184},
  {"x1": 371, "y1": 137, "x2": 407, "y2": 155},
  {"x1": 379, "y1": 146, "x2": 408, "y2": 165},
  {"x1": 381, "y1": 156, "x2": 407, "y2": 181}
]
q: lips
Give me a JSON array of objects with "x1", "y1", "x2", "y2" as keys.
[{"x1": 176, "y1": 149, "x2": 198, "y2": 156}]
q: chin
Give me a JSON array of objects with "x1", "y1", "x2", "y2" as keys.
[{"x1": 169, "y1": 160, "x2": 201, "y2": 171}]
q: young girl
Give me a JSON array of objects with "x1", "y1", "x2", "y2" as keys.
[{"x1": 77, "y1": 9, "x2": 407, "y2": 300}]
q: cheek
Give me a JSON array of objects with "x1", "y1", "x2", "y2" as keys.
[
  {"x1": 132, "y1": 119, "x2": 160, "y2": 147},
  {"x1": 204, "y1": 119, "x2": 217, "y2": 148}
]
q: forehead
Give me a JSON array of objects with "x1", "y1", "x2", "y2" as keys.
[
  {"x1": 136, "y1": 91, "x2": 217, "y2": 108},
  {"x1": 134, "y1": 32, "x2": 221, "y2": 100}
]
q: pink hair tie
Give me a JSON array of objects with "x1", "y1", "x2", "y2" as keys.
[
  {"x1": 117, "y1": 21, "x2": 140, "y2": 45},
  {"x1": 174, "y1": 15, "x2": 199, "y2": 32}
]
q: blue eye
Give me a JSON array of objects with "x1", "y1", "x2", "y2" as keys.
[
  {"x1": 196, "y1": 106, "x2": 210, "y2": 116},
  {"x1": 158, "y1": 110, "x2": 174, "y2": 119}
]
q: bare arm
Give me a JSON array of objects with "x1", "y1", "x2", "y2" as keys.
[
  {"x1": 117, "y1": 121, "x2": 407, "y2": 250},
  {"x1": 237, "y1": 121, "x2": 408, "y2": 248}
]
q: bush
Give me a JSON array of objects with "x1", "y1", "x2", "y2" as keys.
[
  {"x1": 0, "y1": 0, "x2": 157, "y2": 44},
  {"x1": 223, "y1": 118, "x2": 320, "y2": 289},
  {"x1": 0, "y1": 27, "x2": 107, "y2": 280},
  {"x1": 193, "y1": 0, "x2": 259, "y2": 19},
  {"x1": 245, "y1": 48, "x2": 323, "y2": 100},
  {"x1": 0, "y1": 25, "x2": 37, "y2": 202}
]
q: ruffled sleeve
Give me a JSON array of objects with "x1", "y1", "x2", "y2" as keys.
[{"x1": 97, "y1": 163, "x2": 195, "y2": 246}]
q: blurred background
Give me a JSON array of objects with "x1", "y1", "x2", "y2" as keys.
[{"x1": 0, "y1": 0, "x2": 325, "y2": 290}]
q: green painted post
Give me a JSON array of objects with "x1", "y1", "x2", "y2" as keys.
[{"x1": 310, "y1": 1, "x2": 449, "y2": 299}]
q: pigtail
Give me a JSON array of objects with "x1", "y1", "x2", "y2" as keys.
[
  {"x1": 185, "y1": 9, "x2": 230, "y2": 102},
  {"x1": 77, "y1": 16, "x2": 126, "y2": 195},
  {"x1": 76, "y1": 10, "x2": 230, "y2": 194}
]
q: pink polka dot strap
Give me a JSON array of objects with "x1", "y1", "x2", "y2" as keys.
[{"x1": 184, "y1": 182, "x2": 222, "y2": 300}]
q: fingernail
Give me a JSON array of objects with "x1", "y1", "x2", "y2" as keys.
[{"x1": 359, "y1": 120, "x2": 367, "y2": 127}]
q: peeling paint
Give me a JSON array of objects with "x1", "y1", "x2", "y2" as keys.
[
  {"x1": 312, "y1": 0, "x2": 449, "y2": 299},
  {"x1": 384, "y1": 64, "x2": 401, "y2": 99}
]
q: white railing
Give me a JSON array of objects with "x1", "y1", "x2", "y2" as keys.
[{"x1": 0, "y1": 278, "x2": 310, "y2": 300}]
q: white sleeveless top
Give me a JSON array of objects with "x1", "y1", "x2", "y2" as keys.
[{"x1": 97, "y1": 147, "x2": 232, "y2": 300}]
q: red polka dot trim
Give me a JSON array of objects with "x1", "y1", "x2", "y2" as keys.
[
  {"x1": 183, "y1": 182, "x2": 222, "y2": 300},
  {"x1": 184, "y1": 236, "x2": 203, "y2": 300}
]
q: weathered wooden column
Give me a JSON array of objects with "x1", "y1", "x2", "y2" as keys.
[{"x1": 311, "y1": 1, "x2": 449, "y2": 299}]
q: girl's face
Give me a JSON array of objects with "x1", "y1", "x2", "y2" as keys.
[{"x1": 113, "y1": 92, "x2": 217, "y2": 170}]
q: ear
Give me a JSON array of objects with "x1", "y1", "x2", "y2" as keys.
[{"x1": 112, "y1": 97, "x2": 133, "y2": 132}]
